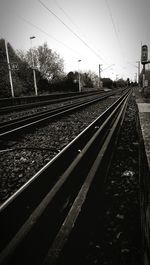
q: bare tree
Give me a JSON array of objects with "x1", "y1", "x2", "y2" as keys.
[
  {"x1": 17, "y1": 43, "x2": 64, "y2": 82},
  {"x1": 81, "y1": 70, "x2": 99, "y2": 88}
]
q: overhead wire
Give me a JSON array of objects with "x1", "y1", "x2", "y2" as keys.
[
  {"x1": 16, "y1": 14, "x2": 82, "y2": 57},
  {"x1": 104, "y1": 0, "x2": 125, "y2": 60},
  {"x1": 38, "y1": 0, "x2": 106, "y2": 62},
  {"x1": 53, "y1": 0, "x2": 108, "y2": 63},
  {"x1": 53, "y1": 0, "x2": 91, "y2": 42},
  {"x1": 102, "y1": 64, "x2": 115, "y2": 72},
  {"x1": 54, "y1": 0, "x2": 82, "y2": 32}
]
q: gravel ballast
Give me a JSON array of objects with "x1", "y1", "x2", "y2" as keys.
[
  {"x1": 89, "y1": 95, "x2": 142, "y2": 265},
  {"x1": 0, "y1": 96, "x2": 117, "y2": 204},
  {"x1": 56, "y1": 94, "x2": 143, "y2": 265},
  {"x1": 0, "y1": 91, "x2": 145, "y2": 264}
]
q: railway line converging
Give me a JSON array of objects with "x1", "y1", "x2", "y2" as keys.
[
  {"x1": 0, "y1": 91, "x2": 118, "y2": 204},
  {"x1": 0, "y1": 88, "x2": 141, "y2": 265},
  {"x1": 0, "y1": 90, "x2": 105, "y2": 114},
  {"x1": 0, "y1": 89, "x2": 120, "y2": 140}
]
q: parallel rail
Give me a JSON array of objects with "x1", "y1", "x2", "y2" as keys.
[
  {"x1": 0, "y1": 90, "x2": 101, "y2": 108},
  {"x1": 0, "y1": 91, "x2": 103, "y2": 114},
  {"x1": 0, "y1": 88, "x2": 131, "y2": 265},
  {"x1": 0, "y1": 91, "x2": 117, "y2": 140}
]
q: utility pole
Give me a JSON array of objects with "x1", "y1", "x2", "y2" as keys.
[
  {"x1": 99, "y1": 64, "x2": 102, "y2": 89},
  {"x1": 5, "y1": 40, "x2": 14, "y2": 97},
  {"x1": 116, "y1": 74, "x2": 119, "y2": 88},
  {"x1": 78, "y1": 59, "x2": 81, "y2": 92},
  {"x1": 134, "y1": 73, "x2": 137, "y2": 83},
  {"x1": 136, "y1": 61, "x2": 140, "y2": 87},
  {"x1": 30, "y1": 36, "x2": 38, "y2": 96},
  {"x1": 141, "y1": 45, "x2": 149, "y2": 92},
  {"x1": 142, "y1": 63, "x2": 146, "y2": 89}
]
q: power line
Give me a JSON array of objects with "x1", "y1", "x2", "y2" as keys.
[
  {"x1": 53, "y1": 0, "x2": 107, "y2": 63},
  {"x1": 105, "y1": 0, "x2": 118, "y2": 39},
  {"x1": 102, "y1": 64, "x2": 115, "y2": 72},
  {"x1": 38, "y1": 0, "x2": 105, "y2": 62},
  {"x1": 16, "y1": 14, "x2": 82, "y2": 57},
  {"x1": 104, "y1": 0, "x2": 125, "y2": 60},
  {"x1": 54, "y1": 0, "x2": 81, "y2": 30},
  {"x1": 53, "y1": 0, "x2": 89, "y2": 41}
]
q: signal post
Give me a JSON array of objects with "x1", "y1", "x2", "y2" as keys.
[{"x1": 141, "y1": 45, "x2": 150, "y2": 93}]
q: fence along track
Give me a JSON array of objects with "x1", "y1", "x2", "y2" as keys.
[{"x1": 0, "y1": 89, "x2": 131, "y2": 265}]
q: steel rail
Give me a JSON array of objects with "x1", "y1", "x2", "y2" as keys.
[
  {"x1": 0, "y1": 91, "x2": 103, "y2": 114},
  {"x1": 0, "y1": 89, "x2": 131, "y2": 265},
  {"x1": 0, "y1": 90, "x2": 102, "y2": 109},
  {"x1": 0, "y1": 91, "x2": 115, "y2": 128},
  {"x1": 43, "y1": 93, "x2": 130, "y2": 265},
  {"x1": 0, "y1": 91, "x2": 117, "y2": 139}
]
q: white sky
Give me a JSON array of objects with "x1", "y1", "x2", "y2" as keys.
[{"x1": 0, "y1": 0, "x2": 150, "y2": 81}]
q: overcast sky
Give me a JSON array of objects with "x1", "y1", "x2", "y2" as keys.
[{"x1": 0, "y1": 0, "x2": 150, "y2": 80}]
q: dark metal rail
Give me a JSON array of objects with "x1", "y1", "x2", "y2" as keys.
[
  {"x1": 0, "y1": 88, "x2": 131, "y2": 265},
  {"x1": 0, "y1": 91, "x2": 103, "y2": 113},
  {"x1": 0, "y1": 91, "x2": 116, "y2": 140},
  {"x1": 0, "y1": 90, "x2": 101, "y2": 108}
]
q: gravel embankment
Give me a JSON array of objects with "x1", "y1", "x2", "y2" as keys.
[
  {"x1": 91, "y1": 95, "x2": 142, "y2": 265},
  {"x1": 0, "y1": 91, "x2": 144, "y2": 264},
  {"x1": 57, "y1": 94, "x2": 143, "y2": 265},
  {"x1": 0, "y1": 96, "x2": 117, "y2": 204}
]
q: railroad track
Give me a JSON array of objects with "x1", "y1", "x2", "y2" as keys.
[
  {"x1": 0, "y1": 91, "x2": 104, "y2": 114},
  {"x1": 0, "y1": 90, "x2": 101, "y2": 109},
  {"x1": 0, "y1": 88, "x2": 131, "y2": 265},
  {"x1": 0, "y1": 90, "x2": 118, "y2": 140}
]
